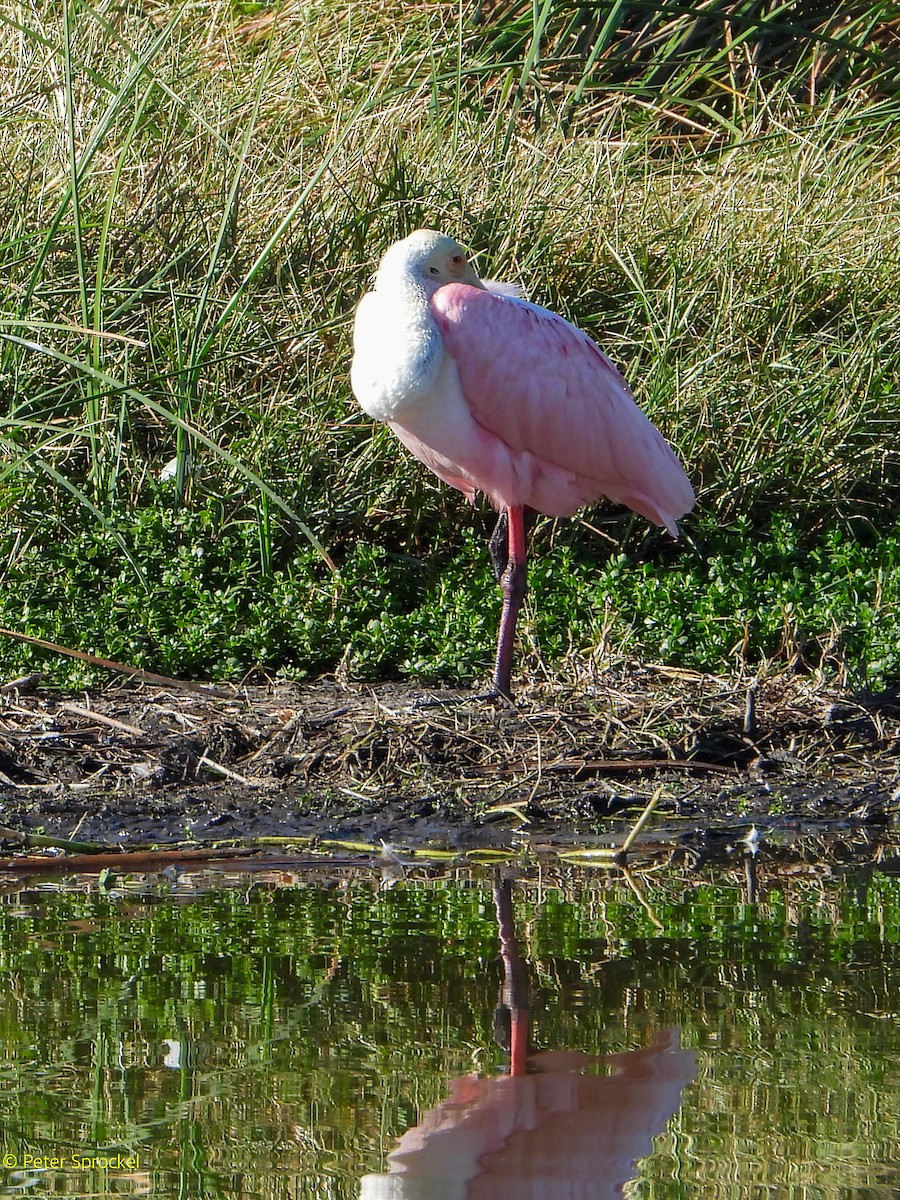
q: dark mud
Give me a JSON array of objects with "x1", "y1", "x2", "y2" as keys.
[{"x1": 0, "y1": 670, "x2": 898, "y2": 871}]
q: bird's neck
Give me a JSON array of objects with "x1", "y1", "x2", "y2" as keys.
[{"x1": 351, "y1": 280, "x2": 444, "y2": 422}]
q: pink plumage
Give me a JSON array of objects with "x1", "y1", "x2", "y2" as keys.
[
  {"x1": 430, "y1": 282, "x2": 693, "y2": 531},
  {"x1": 351, "y1": 229, "x2": 695, "y2": 698}
]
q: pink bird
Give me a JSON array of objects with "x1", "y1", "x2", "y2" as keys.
[{"x1": 351, "y1": 230, "x2": 695, "y2": 699}]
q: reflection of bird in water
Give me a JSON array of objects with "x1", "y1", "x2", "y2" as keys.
[
  {"x1": 360, "y1": 877, "x2": 695, "y2": 1200},
  {"x1": 360, "y1": 1031, "x2": 694, "y2": 1200}
]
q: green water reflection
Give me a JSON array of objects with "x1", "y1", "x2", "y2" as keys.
[{"x1": 0, "y1": 861, "x2": 899, "y2": 1197}]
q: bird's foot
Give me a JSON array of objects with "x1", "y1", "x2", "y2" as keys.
[
  {"x1": 471, "y1": 686, "x2": 516, "y2": 708},
  {"x1": 411, "y1": 686, "x2": 515, "y2": 711}
]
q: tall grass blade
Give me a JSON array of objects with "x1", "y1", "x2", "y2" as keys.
[{"x1": 0, "y1": 334, "x2": 336, "y2": 572}]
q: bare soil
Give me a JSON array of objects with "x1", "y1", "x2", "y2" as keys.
[{"x1": 0, "y1": 668, "x2": 898, "y2": 872}]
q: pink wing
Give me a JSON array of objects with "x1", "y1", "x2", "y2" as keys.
[{"x1": 430, "y1": 283, "x2": 694, "y2": 533}]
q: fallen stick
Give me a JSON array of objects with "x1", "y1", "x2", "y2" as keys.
[
  {"x1": 59, "y1": 702, "x2": 147, "y2": 737},
  {"x1": 198, "y1": 753, "x2": 259, "y2": 786},
  {"x1": 0, "y1": 672, "x2": 45, "y2": 694},
  {"x1": 479, "y1": 755, "x2": 738, "y2": 777},
  {"x1": 0, "y1": 846, "x2": 361, "y2": 873},
  {"x1": 0, "y1": 824, "x2": 109, "y2": 855},
  {"x1": 0, "y1": 627, "x2": 233, "y2": 698}
]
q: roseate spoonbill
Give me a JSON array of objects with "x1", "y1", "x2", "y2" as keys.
[{"x1": 351, "y1": 230, "x2": 694, "y2": 699}]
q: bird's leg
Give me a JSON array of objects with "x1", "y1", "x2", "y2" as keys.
[
  {"x1": 488, "y1": 510, "x2": 509, "y2": 582},
  {"x1": 488, "y1": 507, "x2": 535, "y2": 582},
  {"x1": 413, "y1": 507, "x2": 528, "y2": 708},
  {"x1": 492, "y1": 504, "x2": 528, "y2": 700}
]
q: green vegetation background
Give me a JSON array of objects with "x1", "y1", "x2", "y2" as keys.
[{"x1": 1, "y1": 0, "x2": 899, "y2": 689}]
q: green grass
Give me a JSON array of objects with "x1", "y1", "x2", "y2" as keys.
[{"x1": 1, "y1": 1, "x2": 899, "y2": 689}]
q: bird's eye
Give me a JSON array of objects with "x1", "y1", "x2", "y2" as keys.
[{"x1": 451, "y1": 255, "x2": 463, "y2": 265}]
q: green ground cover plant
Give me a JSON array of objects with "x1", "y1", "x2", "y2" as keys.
[{"x1": 0, "y1": 1, "x2": 898, "y2": 689}]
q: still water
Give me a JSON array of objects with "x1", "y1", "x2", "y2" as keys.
[{"x1": 0, "y1": 854, "x2": 898, "y2": 1198}]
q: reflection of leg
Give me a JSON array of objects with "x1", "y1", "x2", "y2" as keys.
[
  {"x1": 492, "y1": 996, "x2": 511, "y2": 1053},
  {"x1": 492, "y1": 875, "x2": 530, "y2": 1076},
  {"x1": 508, "y1": 1007, "x2": 529, "y2": 1078},
  {"x1": 494, "y1": 876, "x2": 529, "y2": 1013}
]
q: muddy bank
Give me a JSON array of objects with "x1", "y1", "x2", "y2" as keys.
[{"x1": 0, "y1": 669, "x2": 898, "y2": 867}]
